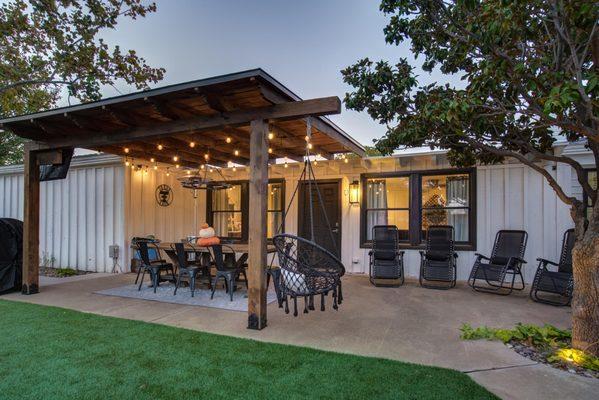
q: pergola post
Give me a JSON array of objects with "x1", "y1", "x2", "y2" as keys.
[
  {"x1": 22, "y1": 143, "x2": 40, "y2": 294},
  {"x1": 247, "y1": 119, "x2": 269, "y2": 330}
]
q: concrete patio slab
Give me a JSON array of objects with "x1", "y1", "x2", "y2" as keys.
[{"x1": 3, "y1": 273, "x2": 597, "y2": 400}]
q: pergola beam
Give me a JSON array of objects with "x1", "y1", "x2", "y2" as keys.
[{"x1": 47, "y1": 96, "x2": 341, "y2": 149}]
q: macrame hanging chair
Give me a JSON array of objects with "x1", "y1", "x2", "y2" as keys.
[{"x1": 271, "y1": 118, "x2": 346, "y2": 317}]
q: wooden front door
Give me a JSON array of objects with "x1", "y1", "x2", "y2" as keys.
[{"x1": 298, "y1": 180, "x2": 341, "y2": 257}]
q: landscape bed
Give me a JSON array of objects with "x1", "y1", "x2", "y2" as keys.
[{"x1": 0, "y1": 299, "x2": 497, "y2": 400}]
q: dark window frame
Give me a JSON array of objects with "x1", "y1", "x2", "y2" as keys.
[
  {"x1": 206, "y1": 179, "x2": 285, "y2": 243},
  {"x1": 267, "y1": 179, "x2": 286, "y2": 239},
  {"x1": 360, "y1": 168, "x2": 477, "y2": 250}
]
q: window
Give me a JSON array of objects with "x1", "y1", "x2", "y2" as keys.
[
  {"x1": 364, "y1": 177, "x2": 410, "y2": 241},
  {"x1": 361, "y1": 169, "x2": 476, "y2": 249},
  {"x1": 267, "y1": 181, "x2": 285, "y2": 238},
  {"x1": 209, "y1": 184, "x2": 245, "y2": 240},
  {"x1": 585, "y1": 169, "x2": 597, "y2": 220},
  {"x1": 206, "y1": 180, "x2": 285, "y2": 242},
  {"x1": 421, "y1": 173, "x2": 470, "y2": 242}
]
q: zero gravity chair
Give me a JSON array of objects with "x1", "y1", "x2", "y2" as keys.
[
  {"x1": 419, "y1": 226, "x2": 458, "y2": 289},
  {"x1": 369, "y1": 225, "x2": 405, "y2": 287},
  {"x1": 530, "y1": 229, "x2": 576, "y2": 306},
  {"x1": 468, "y1": 230, "x2": 528, "y2": 295}
]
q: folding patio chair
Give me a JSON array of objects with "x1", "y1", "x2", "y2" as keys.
[
  {"x1": 468, "y1": 230, "x2": 528, "y2": 295},
  {"x1": 369, "y1": 225, "x2": 405, "y2": 287},
  {"x1": 530, "y1": 229, "x2": 576, "y2": 306},
  {"x1": 419, "y1": 226, "x2": 458, "y2": 289}
]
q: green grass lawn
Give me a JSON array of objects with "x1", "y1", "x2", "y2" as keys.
[{"x1": 0, "y1": 300, "x2": 497, "y2": 400}]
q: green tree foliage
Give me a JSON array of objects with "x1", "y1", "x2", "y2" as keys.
[
  {"x1": 343, "y1": 1, "x2": 599, "y2": 356},
  {"x1": 342, "y1": 0, "x2": 597, "y2": 221},
  {"x1": 0, "y1": 0, "x2": 165, "y2": 165}
]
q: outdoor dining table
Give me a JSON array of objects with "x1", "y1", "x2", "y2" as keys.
[{"x1": 157, "y1": 242, "x2": 278, "y2": 293}]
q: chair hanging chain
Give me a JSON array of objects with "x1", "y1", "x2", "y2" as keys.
[{"x1": 268, "y1": 117, "x2": 339, "y2": 271}]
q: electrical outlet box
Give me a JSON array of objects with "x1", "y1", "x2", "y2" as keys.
[{"x1": 109, "y1": 245, "x2": 119, "y2": 259}]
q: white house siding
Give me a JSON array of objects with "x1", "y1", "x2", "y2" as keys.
[
  {"x1": 123, "y1": 166, "x2": 207, "y2": 267},
  {"x1": 1, "y1": 144, "x2": 593, "y2": 280},
  {"x1": 0, "y1": 154, "x2": 125, "y2": 272},
  {"x1": 212, "y1": 152, "x2": 577, "y2": 284}
]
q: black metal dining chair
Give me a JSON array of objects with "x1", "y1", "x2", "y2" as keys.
[
  {"x1": 172, "y1": 242, "x2": 203, "y2": 297},
  {"x1": 136, "y1": 241, "x2": 175, "y2": 293},
  {"x1": 209, "y1": 244, "x2": 241, "y2": 302}
]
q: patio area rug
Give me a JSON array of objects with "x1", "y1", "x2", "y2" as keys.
[{"x1": 95, "y1": 283, "x2": 278, "y2": 312}]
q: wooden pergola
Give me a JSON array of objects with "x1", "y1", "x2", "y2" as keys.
[{"x1": 0, "y1": 69, "x2": 365, "y2": 329}]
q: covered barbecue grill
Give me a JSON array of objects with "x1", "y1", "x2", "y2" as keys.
[{"x1": 0, "y1": 218, "x2": 23, "y2": 294}]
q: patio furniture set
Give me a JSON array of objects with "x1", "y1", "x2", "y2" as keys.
[
  {"x1": 369, "y1": 225, "x2": 576, "y2": 306},
  {"x1": 134, "y1": 241, "x2": 253, "y2": 301}
]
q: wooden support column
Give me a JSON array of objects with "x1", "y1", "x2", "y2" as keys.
[
  {"x1": 247, "y1": 119, "x2": 269, "y2": 329},
  {"x1": 22, "y1": 143, "x2": 40, "y2": 294}
]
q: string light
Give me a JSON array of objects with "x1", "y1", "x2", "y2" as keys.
[
  {"x1": 268, "y1": 132, "x2": 274, "y2": 140},
  {"x1": 344, "y1": 158, "x2": 349, "y2": 163},
  {"x1": 175, "y1": 164, "x2": 180, "y2": 169},
  {"x1": 284, "y1": 162, "x2": 288, "y2": 168},
  {"x1": 232, "y1": 166, "x2": 237, "y2": 172},
  {"x1": 234, "y1": 150, "x2": 239, "y2": 156},
  {"x1": 144, "y1": 166, "x2": 148, "y2": 175},
  {"x1": 226, "y1": 137, "x2": 232, "y2": 144},
  {"x1": 150, "y1": 157, "x2": 155, "y2": 163},
  {"x1": 173, "y1": 155, "x2": 179, "y2": 162},
  {"x1": 204, "y1": 153, "x2": 209, "y2": 161},
  {"x1": 200, "y1": 165, "x2": 205, "y2": 170},
  {"x1": 124, "y1": 158, "x2": 130, "y2": 167},
  {"x1": 189, "y1": 142, "x2": 196, "y2": 148},
  {"x1": 305, "y1": 135, "x2": 309, "y2": 142},
  {"x1": 307, "y1": 143, "x2": 313, "y2": 150},
  {"x1": 268, "y1": 148, "x2": 273, "y2": 154},
  {"x1": 153, "y1": 164, "x2": 158, "y2": 170},
  {"x1": 157, "y1": 144, "x2": 163, "y2": 151},
  {"x1": 124, "y1": 147, "x2": 130, "y2": 154},
  {"x1": 166, "y1": 168, "x2": 170, "y2": 176}
]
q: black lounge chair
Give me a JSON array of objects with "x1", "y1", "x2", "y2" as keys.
[
  {"x1": 136, "y1": 241, "x2": 175, "y2": 293},
  {"x1": 419, "y1": 225, "x2": 458, "y2": 289},
  {"x1": 468, "y1": 230, "x2": 528, "y2": 295},
  {"x1": 530, "y1": 229, "x2": 575, "y2": 306},
  {"x1": 369, "y1": 225, "x2": 405, "y2": 287}
]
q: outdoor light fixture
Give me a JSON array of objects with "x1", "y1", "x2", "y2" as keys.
[{"x1": 349, "y1": 180, "x2": 360, "y2": 205}]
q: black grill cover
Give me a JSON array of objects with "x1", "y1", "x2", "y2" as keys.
[{"x1": 0, "y1": 218, "x2": 23, "y2": 294}]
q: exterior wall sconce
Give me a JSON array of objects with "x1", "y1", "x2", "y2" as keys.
[{"x1": 349, "y1": 180, "x2": 360, "y2": 205}]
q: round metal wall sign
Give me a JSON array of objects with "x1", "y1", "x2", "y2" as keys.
[{"x1": 155, "y1": 184, "x2": 173, "y2": 207}]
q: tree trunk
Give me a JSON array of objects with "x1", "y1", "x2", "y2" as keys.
[{"x1": 571, "y1": 202, "x2": 599, "y2": 357}]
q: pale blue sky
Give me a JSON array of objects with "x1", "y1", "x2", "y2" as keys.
[{"x1": 98, "y1": 0, "x2": 458, "y2": 145}]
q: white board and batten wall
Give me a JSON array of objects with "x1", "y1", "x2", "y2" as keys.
[
  {"x1": 0, "y1": 153, "x2": 125, "y2": 273},
  {"x1": 0, "y1": 143, "x2": 593, "y2": 280}
]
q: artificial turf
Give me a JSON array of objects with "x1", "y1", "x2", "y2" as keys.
[{"x1": 0, "y1": 299, "x2": 497, "y2": 400}]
